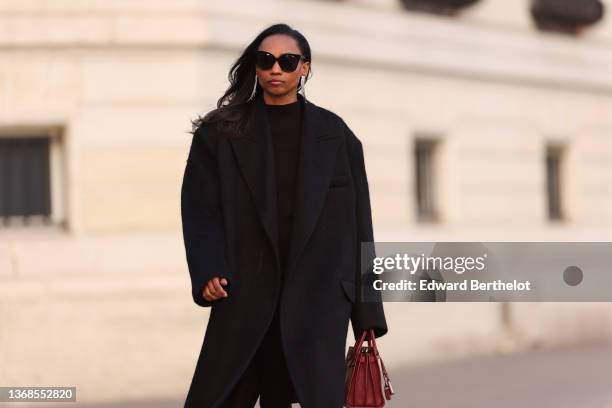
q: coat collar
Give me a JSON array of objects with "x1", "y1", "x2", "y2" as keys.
[{"x1": 229, "y1": 92, "x2": 342, "y2": 279}]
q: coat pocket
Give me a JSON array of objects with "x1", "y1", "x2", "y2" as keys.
[
  {"x1": 340, "y1": 279, "x2": 356, "y2": 303},
  {"x1": 329, "y1": 174, "x2": 350, "y2": 188}
]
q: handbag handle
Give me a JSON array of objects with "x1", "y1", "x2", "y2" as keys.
[
  {"x1": 366, "y1": 329, "x2": 395, "y2": 399},
  {"x1": 345, "y1": 328, "x2": 370, "y2": 398},
  {"x1": 350, "y1": 329, "x2": 369, "y2": 367}
]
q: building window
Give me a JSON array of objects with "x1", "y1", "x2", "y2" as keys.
[
  {"x1": 0, "y1": 129, "x2": 66, "y2": 228},
  {"x1": 545, "y1": 144, "x2": 564, "y2": 221},
  {"x1": 399, "y1": 0, "x2": 480, "y2": 16},
  {"x1": 530, "y1": 0, "x2": 605, "y2": 35},
  {"x1": 414, "y1": 138, "x2": 439, "y2": 222}
]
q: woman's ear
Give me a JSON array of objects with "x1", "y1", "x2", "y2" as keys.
[{"x1": 302, "y1": 62, "x2": 310, "y2": 77}]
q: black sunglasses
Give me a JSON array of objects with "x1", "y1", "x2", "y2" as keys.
[{"x1": 255, "y1": 50, "x2": 307, "y2": 73}]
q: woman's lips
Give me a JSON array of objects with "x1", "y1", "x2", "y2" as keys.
[{"x1": 268, "y1": 80, "x2": 283, "y2": 86}]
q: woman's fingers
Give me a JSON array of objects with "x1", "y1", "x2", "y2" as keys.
[
  {"x1": 202, "y1": 277, "x2": 229, "y2": 301},
  {"x1": 203, "y1": 285, "x2": 216, "y2": 301},
  {"x1": 202, "y1": 285, "x2": 212, "y2": 301},
  {"x1": 212, "y1": 277, "x2": 228, "y2": 297},
  {"x1": 207, "y1": 280, "x2": 219, "y2": 297},
  {"x1": 203, "y1": 281, "x2": 218, "y2": 301}
]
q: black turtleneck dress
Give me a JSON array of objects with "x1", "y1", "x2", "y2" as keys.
[
  {"x1": 266, "y1": 99, "x2": 303, "y2": 277},
  {"x1": 258, "y1": 98, "x2": 302, "y2": 403},
  {"x1": 226, "y1": 98, "x2": 303, "y2": 406}
]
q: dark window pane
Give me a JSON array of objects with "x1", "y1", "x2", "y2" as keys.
[
  {"x1": 415, "y1": 139, "x2": 437, "y2": 221},
  {"x1": 546, "y1": 146, "x2": 563, "y2": 220},
  {"x1": 0, "y1": 136, "x2": 51, "y2": 223}
]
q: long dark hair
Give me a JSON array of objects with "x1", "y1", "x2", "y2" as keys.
[{"x1": 189, "y1": 23, "x2": 312, "y2": 136}]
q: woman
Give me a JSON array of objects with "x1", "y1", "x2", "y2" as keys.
[{"x1": 181, "y1": 23, "x2": 388, "y2": 408}]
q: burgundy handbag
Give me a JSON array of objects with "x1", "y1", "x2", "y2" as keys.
[{"x1": 345, "y1": 329, "x2": 394, "y2": 408}]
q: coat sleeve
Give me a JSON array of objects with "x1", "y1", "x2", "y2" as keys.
[
  {"x1": 180, "y1": 124, "x2": 233, "y2": 308},
  {"x1": 346, "y1": 123, "x2": 389, "y2": 341}
]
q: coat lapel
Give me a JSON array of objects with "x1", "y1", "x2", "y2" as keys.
[
  {"x1": 229, "y1": 92, "x2": 342, "y2": 279},
  {"x1": 287, "y1": 94, "x2": 342, "y2": 277}
]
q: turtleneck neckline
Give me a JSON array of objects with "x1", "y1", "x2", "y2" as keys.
[{"x1": 264, "y1": 99, "x2": 301, "y2": 109}]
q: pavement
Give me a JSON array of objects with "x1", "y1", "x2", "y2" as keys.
[{"x1": 13, "y1": 340, "x2": 610, "y2": 408}]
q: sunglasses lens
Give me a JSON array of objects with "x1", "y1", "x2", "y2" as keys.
[
  {"x1": 255, "y1": 52, "x2": 303, "y2": 72},
  {"x1": 279, "y1": 54, "x2": 299, "y2": 72},
  {"x1": 255, "y1": 52, "x2": 274, "y2": 70}
]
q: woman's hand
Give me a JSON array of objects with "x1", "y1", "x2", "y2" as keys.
[{"x1": 202, "y1": 277, "x2": 229, "y2": 302}]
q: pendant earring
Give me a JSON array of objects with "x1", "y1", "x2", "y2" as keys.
[
  {"x1": 299, "y1": 75, "x2": 308, "y2": 104},
  {"x1": 248, "y1": 73, "x2": 258, "y2": 102}
]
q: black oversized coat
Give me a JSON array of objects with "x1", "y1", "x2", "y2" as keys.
[{"x1": 180, "y1": 92, "x2": 388, "y2": 408}]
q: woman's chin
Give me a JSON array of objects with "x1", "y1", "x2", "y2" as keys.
[{"x1": 263, "y1": 86, "x2": 291, "y2": 97}]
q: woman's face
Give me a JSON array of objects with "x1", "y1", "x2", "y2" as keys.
[{"x1": 256, "y1": 34, "x2": 310, "y2": 101}]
